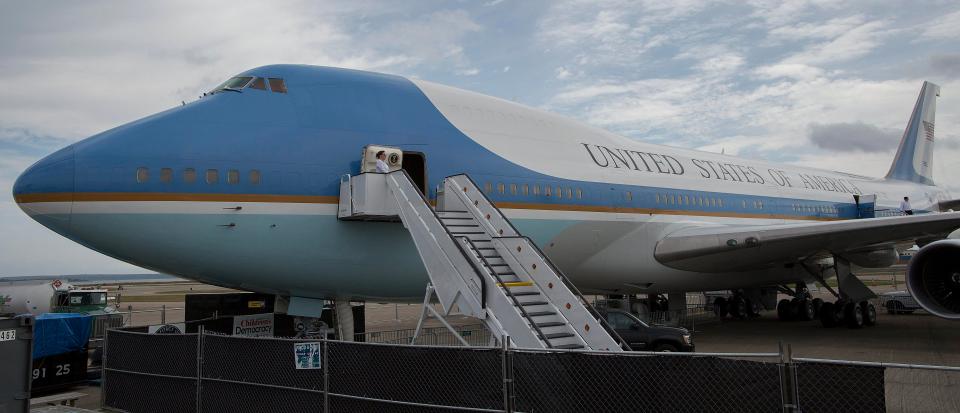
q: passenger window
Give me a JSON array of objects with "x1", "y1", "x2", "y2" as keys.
[
  {"x1": 684, "y1": 195, "x2": 689, "y2": 205},
  {"x1": 249, "y1": 78, "x2": 267, "y2": 90},
  {"x1": 484, "y1": 182, "x2": 492, "y2": 193},
  {"x1": 522, "y1": 184, "x2": 529, "y2": 196},
  {"x1": 545, "y1": 186, "x2": 552, "y2": 197},
  {"x1": 227, "y1": 169, "x2": 240, "y2": 185},
  {"x1": 497, "y1": 183, "x2": 505, "y2": 194},
  {"x1": 268, "y1": 78, "x2": 287, "y2": 93},
  {"x1": 510, "y1": 184, "x2": 517, "y2": 195},
  {"x1": 758, "y1": 200, "x2": 763, "y2": 209},
  {"x1": 136, "y1": 167, "x2": 149, "y2": 183},
  {"x1": 669, "y1": 195, "x2": 674, "y2": 205},
  {"x1": 711, "y1": 199, "x2": 717, "y2": 207},
  {"x1": 576, "y1": 188, "x2": 582, "y2": 199},
  {"x1": 566, "y1": 188, "x2": 573, "y2": 199},
  {"x1": 625, "y1": 191, "x2": 632, "y2": 201},
  {"x1": 250, "y1": 170, "x2": 261, "y2": 185},
  {"x1": 160, "y1": 168, "x2": 173, "y2": 183},
  {"x1": 206, "y1": 169, "x2": 219, "y2": 184},
  {"x1": 718, "y1": 199, "x2": 724, "y2": 207},
  {"x1": 556, "y1": 186, "x2": 563, "y2": 198},
  {"x1": 184, "y1": 168, "x2": 196, "y2": 183},
  {"x1": 533, "y1": 185, "x2": 540, "y2": 195},
  {"x1": 656, "y1": 194, "x2": 661, "y2": 204}
]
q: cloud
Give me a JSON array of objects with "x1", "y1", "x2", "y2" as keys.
[
  {"x1": 930, "y1": 54, "x2": 960, "y2": 79},
  {"x1": 456, "y1": 68, "x2": 480, "y2": 76},
  {"x1": 808, "y1": 122, "x2": 901, "y2": 152},
  {"x1": 782, "y1": 20, "x2": 888, "y2": 65},
  {"x1": 922, "y1": 9, "x2": 960, "y2": 39}
]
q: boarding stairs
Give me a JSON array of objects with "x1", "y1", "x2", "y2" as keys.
[{"x1": 339, "y1": 171, "x2": 625, "y2": 351}]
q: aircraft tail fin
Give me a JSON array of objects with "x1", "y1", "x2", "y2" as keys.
[{"x1": 885, "y1": 81, "x2": 939, "y2": 185}]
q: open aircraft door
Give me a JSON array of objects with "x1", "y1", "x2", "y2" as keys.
[{"x1": 854, "y1": 194, "x2": 876, "y2": 218}]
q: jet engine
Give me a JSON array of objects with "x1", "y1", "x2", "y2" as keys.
[{"x1": 906, "y1": 239, "x2": 960, "y2": 320}]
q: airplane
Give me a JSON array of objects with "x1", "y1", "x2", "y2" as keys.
[{"x1": 12, "y1": 65, "x2": 960, "y2": 332}]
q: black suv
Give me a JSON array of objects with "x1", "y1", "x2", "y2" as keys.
[{"x1": 600, "y1": 309, "x2": 694, "y2": 352}]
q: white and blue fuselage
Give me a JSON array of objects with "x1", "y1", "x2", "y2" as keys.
[{"x1": 12, "y1": 65, "x2": 953, "y2": 301}]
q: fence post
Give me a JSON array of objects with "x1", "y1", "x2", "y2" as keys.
[
  {"x1": 162, "y1": 304, "x2": 166, "y2": 325},
  {"x1": 323, "y1": 338, "x2": 329, "y2": 413},
  {"x1": 196, "y1": 326, "x2": 204, "y2": 413},
  {"x1": 779, "y1": 342, "x2": 799, "y2": 412},
  {"x1": 100, "y1": 329, "x2": 109, "y2": 409},
  {"x1": 502, "y1": 335, "x2": 513, "y2": 413}
]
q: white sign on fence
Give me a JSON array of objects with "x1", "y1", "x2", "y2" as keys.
[
  {"x1": 294, "y1": 342, "x2": 322, "y2": 369},
  {"x1": 233, "y1": 313, "x2": 274, "y2": 337}
]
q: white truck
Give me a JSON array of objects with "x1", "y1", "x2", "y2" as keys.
[{"x1": 0, "y1": 279, "x2": 113, "y2": 316}]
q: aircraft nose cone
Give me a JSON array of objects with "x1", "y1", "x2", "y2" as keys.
[{"x1": 13, "y1": 146, "x2": 75, "y2": 227}]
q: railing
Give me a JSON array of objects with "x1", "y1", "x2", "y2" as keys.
[{"x1": 358, "y1": 324, "x2": 491, "y2": 347}]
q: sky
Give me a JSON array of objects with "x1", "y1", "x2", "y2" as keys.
[{"x1": 1, "y1": 0, "x2": 959, "y2": 276}]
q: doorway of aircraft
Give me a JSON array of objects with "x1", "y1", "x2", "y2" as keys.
[{"x1": 402, "y1": 151, "x2": 427, "y2": 195}]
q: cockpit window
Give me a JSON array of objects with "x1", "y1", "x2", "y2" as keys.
[
  {"x1": 268, "y1": 78, "x2": 287, "y2": 93},
  {"x1": 212, "y1": 76, "x2": 253, "y2": 93},
  {"x1": 249, "y1": 77, "x2": 267, "y2": 90}
]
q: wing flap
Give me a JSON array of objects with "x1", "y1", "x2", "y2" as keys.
[{"x1": 655, "y1": 212, "x2": 960, "y2": 272}]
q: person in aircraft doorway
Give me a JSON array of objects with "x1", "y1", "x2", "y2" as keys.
[
  {"x1": 375, "y1": 150, "x2": 390, "y2": 174},
  {"x1": 900, "y1": 196, "x2": 913, "y2": 215}
]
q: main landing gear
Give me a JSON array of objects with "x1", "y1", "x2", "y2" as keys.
[{"x1": 790, "y1": 257, "x2": 879, "y2": 329}]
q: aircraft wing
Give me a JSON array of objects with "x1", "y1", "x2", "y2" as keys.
[{"x1": 654, "y1": 212, "x2": 960, "y2": 272}]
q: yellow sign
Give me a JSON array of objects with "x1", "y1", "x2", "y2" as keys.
[{"x1": 248, "y1": 300, "x2": 265, "y2": 309}]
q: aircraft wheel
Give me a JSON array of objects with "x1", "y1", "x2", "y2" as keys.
[
  {"x1": 728, "y1": 297, "x2": 747, "y2": 319},
  {"x1": 811, "y1": 298, "x2": 824, "y2": 317},
  {"x1": 819, "y1": 302, "x2": 838, "y2": 328},
  {"x1": 777, "y1": 299, "x2": 792, "y2": 321},
  {"x1": 713, "y1": 297, "x2": 729, "y2": 318},
  {"x1": 862, "y1": 302, "x2": 877, "y2": 326},
  {"x1": 796, "y1": 299, "x2": 815, "y2": 321},
  {"x1": 844, "y1": 302, "x2": 864, "y2": 329}
]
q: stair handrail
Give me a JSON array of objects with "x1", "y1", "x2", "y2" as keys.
[
  {"x1": 460, "y1": 236, "x2": 553, "y2": 348},
  {"x1": 386, "y1": 170, "x2": 486, "y2": 308},
  {"x1": 494, "y1": 235, "x2": 632, "y2": 351},
  {"x1": 446, "y1": 174, "x2": 521, "y2": 235},
  {"x1": 450, "y1": 236, "x2": 487, "y2": 310}
]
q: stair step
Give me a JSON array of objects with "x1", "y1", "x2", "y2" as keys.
[
  {"x1": 510, "y1": 291, "x2": 540, "y2": 296},
  {"x1": 444, "y1": 224, "x2": 480, "y2": 227},
  {"x1": 534, "y1": 322, "x2": 566, "y2": 328},
  {"x1": 542, "y1": 333, "x2": 575, "y2": 340},
  {"x1": 515, "y1": 301, "x2": 548, "y2": 306},
  {"x1": 526, "y1": 311, "x2": 557, "y2": 317},
  {"x1": 553, "y1": 344, "x2": 585, "y2": 350}
]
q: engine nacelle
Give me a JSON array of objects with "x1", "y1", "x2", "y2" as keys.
[{"x1": 906, "y1": 240, "x2": 960, "y2": 320}]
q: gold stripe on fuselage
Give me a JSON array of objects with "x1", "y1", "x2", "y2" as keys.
[{"x1": 14, "y1": 192, "x2": 841, "y2": 221}]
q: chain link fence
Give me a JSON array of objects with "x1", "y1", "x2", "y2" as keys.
[{"x1": 103, "y1": 329, "x2": 960, "y2": 412}]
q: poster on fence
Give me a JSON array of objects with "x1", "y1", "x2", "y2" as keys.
[
  {"x1": 232, "y1": 313, "x2": 274, "y2": 337},
  {"x1": 294, "y1": 342, "x2": 322, "y2": 369}
]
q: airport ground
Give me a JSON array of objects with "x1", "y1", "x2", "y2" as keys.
[{"x1": 65, "y1": 273, "x2": 957, "y2": 411}]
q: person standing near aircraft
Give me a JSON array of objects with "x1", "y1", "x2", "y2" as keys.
[
  {"x1": 375, "y1": 151, "x2": 390, "y2": 173},
  {"x1": 900, "y1": 197, "x2": 913, "y2": 215}
]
